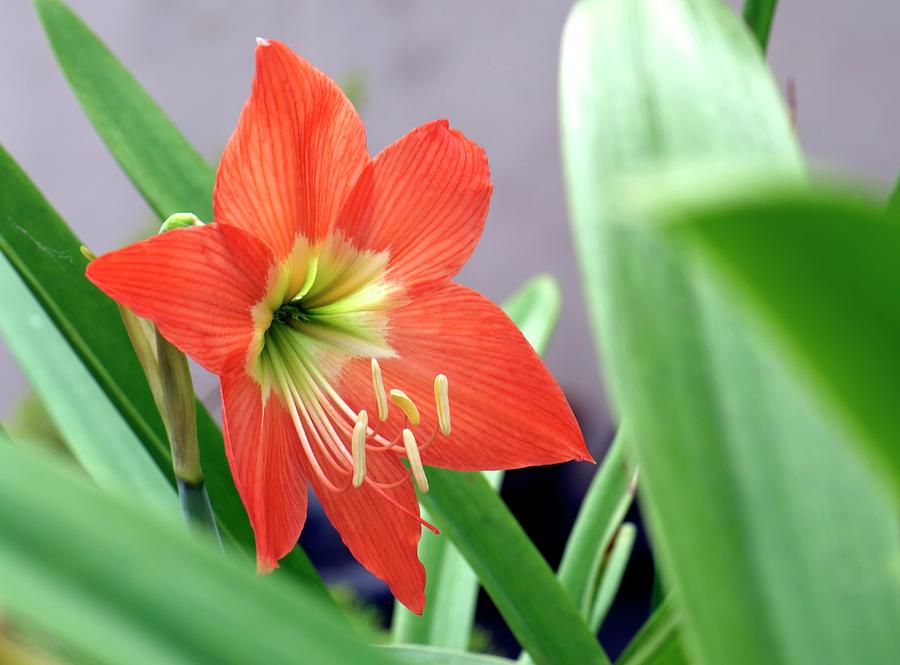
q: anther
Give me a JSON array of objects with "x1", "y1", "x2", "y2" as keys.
[
  {"x1": 402, "y1": 428, "x2": 429, "y2": 493},
  {"x1": 352, "y1": 410, "x2": 368, "y2": 488},
  {"x1": 371, "y1": 359, "x2": 389, "y2": 421},
  {"x1": 389, "y1": 389, "x2": 420, "y2": 426},
  {"x1": 434, "y1": 374, "x2": 451, "y2": 436}
]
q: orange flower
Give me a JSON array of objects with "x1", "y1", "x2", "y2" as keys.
[{"x1": 87, "y1": 39, "x2": 590, "y2": 613}]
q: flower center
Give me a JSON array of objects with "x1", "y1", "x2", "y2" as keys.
[{"x1": 247, "y1": 233, "x2": 450, "y2": 523}]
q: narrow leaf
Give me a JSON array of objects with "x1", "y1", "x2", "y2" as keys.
[
  {"x1": 384, "y1": 645, "x2": 516, "y2": 664},
  {"x1": 420, "y1": 469, "x2": 610, "y2": 665},
  {"x1": 742, "y1": 0, "x2": 778, "y2": 52},
  {"x1": 615, "y1": 600, "x2": 685, "y2": 665},
  {"x1": 588, "y1": 523, "x2": 636, "y2": 633},
  {"x1": 34, "y1": 0, "x2": 214, "y2": 220}
]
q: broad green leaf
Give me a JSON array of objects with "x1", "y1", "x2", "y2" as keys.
[
  {"x1": 34, "y1": 0, "x2": 214, "y2": 221},
  {"x1": 0, "y1": 144, "x2": 325, "y2": 592},
  {"x1": 742, "y1": 0, "x2": 778, "y2": 52},
  {"x1": 616, "y1": 601, "x2": 685, "y2": 665},
  {"x1": 0, "y1": 438, "x2": 393, "y2": 665},
  {"x1": 420, "y1": 469, "x2": 610, "y2": 665},
  {"x1": 888, "y1": 175, "x2": 900, "y2": 217},
  {"x1": 667, "y1": 183, "x2": 900, "y2": 496},
  {"x1": 561, "y1": 1, "x2": 900, "y2": 664},
  {"x1": 385, "y1": 645, "x2": 515, "y2": 665},
  {"x1": 0, "y1": 254, "x2": 176, "y2": 514},
  {"x1": 392, "y1": 275, "x2": 562, "y2": 648}
]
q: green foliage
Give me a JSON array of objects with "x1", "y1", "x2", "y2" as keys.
[
  {"x1": 0, "y1": 437, "x2": 392, "y2": 665},
  {"x1": 561, "y1": 1, "x2": 900, "y2": 665},
  {"x1": 667, "y1": 182, "x2": 900, "y2": 497}
]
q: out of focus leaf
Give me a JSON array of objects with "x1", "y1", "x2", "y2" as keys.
[
  {"x1": 31, "y1": 0, "x2": 326, "y2": 589},
  {"x1": 668, "y1": 183, "x2": 900, "y2": 496},
  {"x1": 421, "y1": 469, "x2": 610, "y2": 665},
  {"x1": 0, "y1": 254, "x2": 176, "y2": 514},
  {"x1": 0, "y1": 438, "x2": 394, "y2": 665},
  {"x1": 392, "y1": 275, "x2": 562, "y2": 649},
  {"x1": 561, "y1": 1, "x2": 900, "y2": 664},
  {"x1": 385, "y1": 645, "x2": 515, "y2": 664}
]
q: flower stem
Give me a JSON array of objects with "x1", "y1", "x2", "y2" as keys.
[{"x1": 155, "y1": 329, "x2": 222, "y2": 544}]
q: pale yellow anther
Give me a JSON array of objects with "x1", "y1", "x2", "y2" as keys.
[
  {"x1": 352, "y1": 410, "x2": 368, "y2": 488},
  {"x1": 434, "y1": 374, "x2": 450, "y2": 436},
  {"x1": 389, "y1": 389, "x2": 420, "y2": 426},
  {"x1": 402, "y1": 428, "x2": 429, "y2": 493},
  {"x1": 371, "y1": 358, "x2": 388, "y2": 421}
]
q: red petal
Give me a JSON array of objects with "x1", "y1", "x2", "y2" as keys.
[
  {"x1": 221, "y1": 374, "x2": 309, "y2": 572},
  {"x1": 85, "y1": 224, "x2": 274, "y2": 376},
  {"x1": 215, "y1": 39, "x2": 369, "y2": 257},
  {"x1": 303, "y1": 448, "x2": 426, "y2": 614},
  {"x1": 340, "y1": 283, "x2": 591, "y2": 470},
  {"x1": 336, "y1": 120, "x2": 491, "y2": 297}
]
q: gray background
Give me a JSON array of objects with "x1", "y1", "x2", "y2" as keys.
[{"x1": 2, "y1": 1, "x2": 898, "y2": 439}]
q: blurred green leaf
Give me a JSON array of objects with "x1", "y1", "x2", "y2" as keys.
[
  {"x1": 420, "y1": 469, "x2": 610, "y2": 665},
  {"x1": 0, "y1": 437, "x2": 394, "y2": 665},
  {"x1": 668, "y1": 183, "x2": 900, "y2": 496},
  {"x1": 0, "y1": 254, "x2": 176, "y2": 514},
  {"x1": 888, "y1": 175, "x2": 900, "y2": 217},
  {"x1": 31, "y1": 0, "x2": 326, "y2": 590},
  {"x1": 385, "y1": 645, "x2": 515, "y2": 664},
  {"x1": 742, "y1": 0, "x2": 778, "y2": 52},
  {"x1": 615, "y1": 601, "x2": 685, "y2": 665},
  {"x1": 392, "y1": 275, "x2": 562, "y2": 649},
  {"x1": 561, "y1": 1, "x2": 900, "y2": 664},
  {"x1": 34, "y1": 0, "x2": 214, "y2": 221}
]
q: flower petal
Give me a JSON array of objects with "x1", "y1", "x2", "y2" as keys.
[
  {"x1": 339, "y1": 283, "x2": 591, "y2": 470},
  {"x1": 336, "y1": 120, "x2": 491, "y2": 296},
  {"x1": 221, "y1": 374, "x2": 309, "y2": 572},
  {"x1": 85, "y1": 223, "x2": 274, "y2": 376},
  {"x1": 215, "y1": 39, "x2": 369, "y2": 257},
  {"x1": 304, "y1": 449, "x2": 426, "y2": 614}
]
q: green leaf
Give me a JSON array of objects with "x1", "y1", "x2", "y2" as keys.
[
  {"x1": 742, "y1": 0, "x2": 778, "y2": 52},
  {"x1": 391, "y1": 275, "x2": 562, "y2": 649},
  {"x1": 561, "y1": 1, "x2": 900, "y2": 664},
  {"x1": 420, "y1": 469, "x2": 610, "y2": 665},
  {"x1": 384, "y1": 645, "x2": 515, "y2": 665},
  {"x1": 0, "y1": 142, "x2": 326, "y2": 593},
  {"x1": 667, "y1": 183, "x2": 900, "y2": 496},
  {"x1": 34, "y1": 0, "x2": 214, "y2": 221},
  {"x1": 0, "y1": 437, "x2": 393, "y2": 665},
  {"x1": 518, "y1": 428, "x2": 634, "y2": 665},
  {"x1": 587, "y1": 523, "x2": 636, "y2": 633},
  {"x1": 615, "y1": 600, "x2": 685, "y2": 665},
  {"x1": 0, "y1": 254, "x2": 176, "y2": 514}
]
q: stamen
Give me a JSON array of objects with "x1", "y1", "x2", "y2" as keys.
[
  {"x1": 352, "y1": 410, "x2": 368, "y2": 488},
  {"x1": 370, "y1": 358, "x2": 389, "y2": 421},
  {"x1": 390, "y1": 389, "x2": 420, "y2": 426},
  {"x1": 402, "y1": 428, "x2": 429, "y2": 493},
  {"x1": 434, "y1": 374, "x2": 451, "y2": 436}
]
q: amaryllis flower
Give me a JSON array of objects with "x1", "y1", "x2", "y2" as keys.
[{"x1": 86, "y1": 38, "x2": 590, "y2": 612}]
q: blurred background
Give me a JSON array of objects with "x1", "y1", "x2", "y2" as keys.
[{"x1": 2, "y1": 0, "x2": 898, "y2": 657}]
